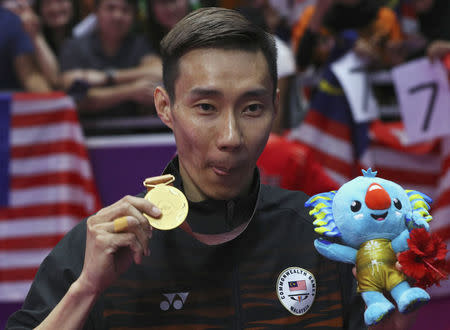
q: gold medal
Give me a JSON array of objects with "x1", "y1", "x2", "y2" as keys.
[{"x1": 143, "y1": 175, "x2": 188, "y2": 230}]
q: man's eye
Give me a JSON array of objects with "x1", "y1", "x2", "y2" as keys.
[
  {"x1": 245, "y1": 104, "x2": 263, "y2": 113},
  {"x1": 197, "y1": 104, "x2": 214, "y2": 111}
]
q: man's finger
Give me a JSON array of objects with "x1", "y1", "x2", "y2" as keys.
[
  {"x1": 107, "y1": 231, "x2": 146, "y2": 264},
  {"x1": 106, "y1": 215, "x2": 148, "y2": 234},
  {"x1": 91, "y1": 195, "x2": 161, "y2": 226},
  {"x1": 113, "y1": 216, "x2": 129, "y2": 233},
  {"x1": 107, "y1": 216, "x2": 151, "y2": 256}
]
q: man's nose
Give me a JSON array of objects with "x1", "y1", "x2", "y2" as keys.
[{"x1": 216, "y1": 111, "x2": 243, "y2": 151}]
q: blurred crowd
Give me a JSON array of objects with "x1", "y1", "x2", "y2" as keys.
[{"x1": 1, "y1": 0, "x2": 449, "y2": 136}]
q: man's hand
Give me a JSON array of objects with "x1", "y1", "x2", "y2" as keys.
[
  {"x1": 354, "y1": 38, "x2": 378, "y2": 63},
  {"x1": 61, "y1": 69, "x2": 109, "y2": 90},
  {"x1": 427, "y1": 40, "x2": 450, "y2": 62},
  {"x1": 368, "y1": 309, "x2": 418, "y2": 330},
  {"x1": 77, "y1": 196, "x2": 161, "y2": 296},
  {"x1": 84, "y1": 70, "x2": 110, "y2": 86}
]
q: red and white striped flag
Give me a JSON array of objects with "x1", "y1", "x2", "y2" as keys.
[
  {"x1": 0, "y1": 92, "x2": 101, "y2": 302},
  {"x1": 427, "y1": 137, "x2": 450, "y2": 297}
]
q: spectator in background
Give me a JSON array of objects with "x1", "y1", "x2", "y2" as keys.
[
  {"x1": 6, "y1": 0, "x2": 79, "y2": 88},
  {"x1": 145, "y1": 0, "x2": 192, "y2": 54},
  {"x1": 237, "y1": 0, "x2": 291, "y2": 42},
  {"x1": 410, "y1": 0, "x2": 450, "y2": 61},
  {"x1": 292, "y1": 0, "x2": 403, "y2": 72},
  {"x1": 0, "y1": 3, "x2": 51, "y2": 92},
  {"x1": 59, "y1": 0, "x2": 162, "y2": 132},
  {"x1": 34, "y1": 0, "x2": 79, "y2": 56}
]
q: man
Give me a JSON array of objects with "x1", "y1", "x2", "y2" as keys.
[
  {"x1": 59, "y1": 0, "x2": 162, "y2": 132},
  {"x1": 0, "y1": 3, "x2": 51, "y2": 92},
  {"x1": 7, "y1": 7, "x2": 386, "y2": 329}
]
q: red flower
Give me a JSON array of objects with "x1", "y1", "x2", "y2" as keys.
[{"x1": 398, "y1": 228, "x2": 448, "y2": 289}]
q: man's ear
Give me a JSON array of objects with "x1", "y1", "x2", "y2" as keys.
[{"x1": 154, "y1": 86, "x2": 173, "y2": 130}]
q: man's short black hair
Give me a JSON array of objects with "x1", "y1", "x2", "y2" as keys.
[{"x1": 160, "y1": 7, "x2": 278, "y2": 102}]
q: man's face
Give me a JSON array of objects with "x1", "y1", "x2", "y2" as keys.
[
  {"x1": 97, "y1": 0, "x2": 134, "y2": 40},
  {"x1": 156, "y1": 48, "x2": 278, "y2": 201}
]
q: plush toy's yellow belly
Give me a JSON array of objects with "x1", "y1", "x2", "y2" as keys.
[{"x1": 356, "y1": 239, "x2": 406, "y2": 292}]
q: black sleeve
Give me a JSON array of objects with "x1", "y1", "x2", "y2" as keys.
[
  {"x1": 5, "y1": 220, "x2": 103, "y2": 330},
  {"x1": 295, "y1": 28, "x2": 319, "y2": 70}
]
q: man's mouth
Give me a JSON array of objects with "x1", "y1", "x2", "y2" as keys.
[
  {"x1": 371, "y1": 211, "x2": 388, "y2": 221},
  {"x1": 212, "y1": 165, "x2": 233, "y2": 176}
]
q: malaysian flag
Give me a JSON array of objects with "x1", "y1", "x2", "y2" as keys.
[
  {"x1": 0, "y1": 92, "x2": 101, "y2": 302},
  {"x1": 289, "y1": 280, "x2": 307, "y2": 291},
  {"x1": 287, "y1": 65, "x2": 370, "y2": 185}
]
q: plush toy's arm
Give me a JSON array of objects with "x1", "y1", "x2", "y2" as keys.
[
  {"x1": 406, "y1": 210, "x2": 430, "y2": 231},
  {"x1": 393, "y1": 210, "x2": 431, "y2": 253},
  {"x1": 314, "y1": 238, "x2": 357, "y2": 264},
  {"x1": 391, "y1": 229, "x2": 410, "y2": 253}
]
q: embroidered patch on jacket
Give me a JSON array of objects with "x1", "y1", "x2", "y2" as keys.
[{"x1": 276, "y1": 267, "x2": 316, "y2": 316}]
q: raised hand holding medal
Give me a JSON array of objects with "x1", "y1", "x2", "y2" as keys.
[{"x1": 82, "y1": 174, "x2": 187, "y2": 296}]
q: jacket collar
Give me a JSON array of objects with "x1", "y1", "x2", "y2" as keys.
[{"x1": 161, "y1": 156, "x2": 260, "y2": 243}]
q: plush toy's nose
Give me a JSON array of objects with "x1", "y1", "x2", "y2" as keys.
[{"x1": 365, "y1": 183, "x2": 391, "y2": 210}]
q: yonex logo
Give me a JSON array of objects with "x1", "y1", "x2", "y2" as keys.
[{"x1": 160, "y1": 292, "x2": 189, "y2": 311}]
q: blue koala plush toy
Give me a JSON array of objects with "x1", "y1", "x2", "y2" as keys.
[{"x1": 305, "y1": 169, "x2": 432, "y2": 326}]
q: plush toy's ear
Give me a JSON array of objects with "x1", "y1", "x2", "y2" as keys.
[
  {"x1": 305, "y1": 191, "x2": 341, "y2": 237},
  {"x1": 406, "y1": 190, "x2": 433, "y2": 223}
]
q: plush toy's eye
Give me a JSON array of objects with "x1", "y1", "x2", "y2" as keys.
[
  {"x1": 351, "y1": 200, "x2": 362, "y2": 212},
  {"x1": 393, "y1": 198, "x2": 402, "y2": 210}
]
